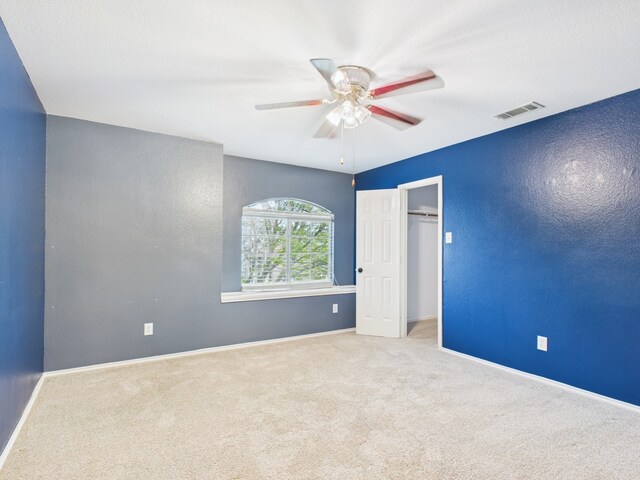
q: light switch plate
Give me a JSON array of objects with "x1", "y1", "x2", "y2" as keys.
[
  {"x1": 332, "y1": 303, "x2": 338, "y2": 314},
  {"x1": 537, "y1": 335, "x2": 548, "y2": 351},
  {"x1": 144, "y1": 323, "x2": 154, "y2": 336},
  {"x1": 445, "y1": 232, "x2": 453, "y2": 244}
]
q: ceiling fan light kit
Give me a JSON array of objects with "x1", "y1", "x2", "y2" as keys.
[
  {"x1": 255, "y1": 58, "x2": 444, "y2": 138},
  {"x1": 336, "y1": 99, "x2": 370, "y2": 129}
]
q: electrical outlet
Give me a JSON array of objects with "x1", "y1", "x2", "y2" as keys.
[
  {"x1": 537, "y1": 335, "x2": 547, "y2": 351},
  {"x1": 332, "y1": 303, "x2": 338, "y2": 314},
  {"x1": 144, "y1": 323, "x2": 154, "y2": 336},
  {"x1": 445, "y1": 232, "x2": 453, "y2": 244}
]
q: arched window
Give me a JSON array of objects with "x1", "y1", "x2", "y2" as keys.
[{"x1": 241, "y1": 198, "x2": 334, "y2": 290}]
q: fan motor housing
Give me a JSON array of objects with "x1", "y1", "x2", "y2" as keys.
[{"x1": 332, "y1": 65, "x2": 372, "y2": 97}]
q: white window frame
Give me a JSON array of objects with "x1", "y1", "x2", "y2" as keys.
[{"x1": 241, "y1": 199, "x2": 335, "y2": 292}]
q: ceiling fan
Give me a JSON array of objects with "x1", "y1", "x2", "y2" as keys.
[{"x1": 255, "y1": 58, "x2": 444, "y2": 138}]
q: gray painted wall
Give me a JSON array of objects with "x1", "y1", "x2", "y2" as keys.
[
  {"x1": 408, "y1": 185, "x2": 438, "y2": 211},
  {"x1": 45, "y1": 116, "x2": 355, "y2": 370},
  {"x1": 223, "y1": 155, "x2": 355, "y2": 291},
  {"x1": 407, "y1": 185, "x2": 438, "y2": 321}
]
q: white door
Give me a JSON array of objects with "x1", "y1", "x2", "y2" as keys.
[{"x1": 356, "y1": 189, "x2": 402, "y2": 337}]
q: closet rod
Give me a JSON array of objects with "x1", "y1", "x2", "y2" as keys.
[{"x1": 408, "y1": 210, "x2": 438, "y2": 218}]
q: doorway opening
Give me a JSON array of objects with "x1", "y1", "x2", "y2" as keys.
[{"x1": 398, "y1": 176, "x2": 443, "y2": 347}]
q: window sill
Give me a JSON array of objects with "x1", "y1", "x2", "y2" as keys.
[{"x1": 220, "y1": 285, "x2": 356, "y2": 303}]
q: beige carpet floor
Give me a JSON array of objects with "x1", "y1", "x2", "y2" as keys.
[{"x1": 2, "y1": 319, "x2": 640, "y2": 479}]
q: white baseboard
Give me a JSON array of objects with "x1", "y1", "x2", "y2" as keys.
[
  {"x1": 0, "y1": 374, "x2": 45, "y2": 471},
  {"x1": 4, "y1": 331, "x2": 635, "y2": 470},
  {"x1": 1, "y1": 327, "x2": 356, "y2": 467},
  {"x1": 408, "y1": 315, "x2": 437, "y2": 323},
  {"x1": 47, "y1": 327, "x2": 356, "y2": 377},
  {"x1": 440, "y1": 347, "x2": 640, "y2": 414}
]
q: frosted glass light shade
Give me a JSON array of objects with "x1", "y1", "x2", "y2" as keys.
[{"x1": 354, "y1": 105, "x2": 371, "y2": 124}]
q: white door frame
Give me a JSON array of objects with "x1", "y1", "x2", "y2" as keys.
[{"x1": 398, "y1": 175, "x2": 443, "y2": 348}]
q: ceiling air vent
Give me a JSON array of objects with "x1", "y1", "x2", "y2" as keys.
[{"x1": 495, "y1": 101, "x2": 545, "y2": 120}]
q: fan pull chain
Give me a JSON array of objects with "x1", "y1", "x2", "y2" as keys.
[
  {"x1": 351, "y1": 127, "x2": 356, "y2": 188},
  {"x1": 340, "y1": 122, "x2": 345, "y2": 165}
]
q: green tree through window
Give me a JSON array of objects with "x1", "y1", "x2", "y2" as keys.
[{"x1": 241, "y1": 198, "x2": 334, "y2": 290}]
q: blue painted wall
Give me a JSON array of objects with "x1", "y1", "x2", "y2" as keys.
[
  {"x1": 357, "y1": 89, "x2": 640, "y2": 406},
  {"x1": 0, "y1": 18, "x2": 46, "y2": 452}
]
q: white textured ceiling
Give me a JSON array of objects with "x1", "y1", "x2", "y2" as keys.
[{"x1": 1, "y1": 1, "x2": 639, "y2": 172}]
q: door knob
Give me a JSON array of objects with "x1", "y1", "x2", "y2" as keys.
[{"x1": 357, "y1": 268, "x2": 363, "y2": 273}]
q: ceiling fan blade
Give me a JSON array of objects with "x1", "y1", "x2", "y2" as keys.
[
  {"x1": 367, "y1": 105, "x2": 421, "y2": 130},
  {"x1": 313, "y1": 106, "x2": 341, "y2": 138},
  {"x1": 255, "y1": 99, "x2": 327, "y2": 110},
  {"x1": 310, "y1": 58, "x2": 343, "y2": 92},
  {"x1": 313, "y1": 119, "x2": 338, "y2": 139},
  {"x1": 369, "y1": 70, "x2": 444, "y2": 99}
]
